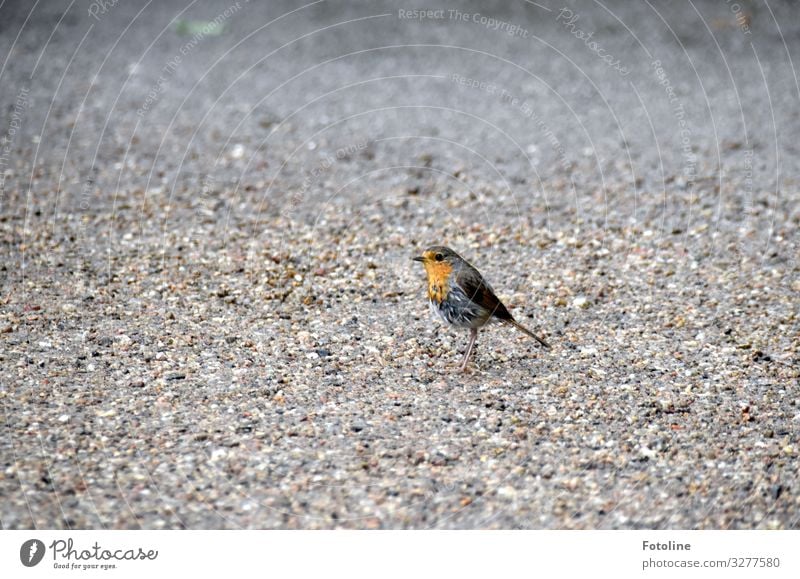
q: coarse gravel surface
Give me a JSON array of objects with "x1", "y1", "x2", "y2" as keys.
[{"x1": 1, "y1": 0, "x2": 798, "y2": 529}]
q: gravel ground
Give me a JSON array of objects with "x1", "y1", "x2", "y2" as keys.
[{"x1": 1, "y1": 0, "x2": 798, "y2": 529}]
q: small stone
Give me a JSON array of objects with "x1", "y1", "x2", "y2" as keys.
[
  {"x1": 640, "y1": 446, "x2": 657, "y2": 459},
  {"x1": 572, "y1": 296, "x2": 590, "y2": 309},
  {"x1": 497, "y1": 486, "x2": 517, "y2": 499}
]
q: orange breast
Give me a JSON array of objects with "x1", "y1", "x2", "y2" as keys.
[{"x1": 424, "y1": 261, "x2": 452, "y2": 304}]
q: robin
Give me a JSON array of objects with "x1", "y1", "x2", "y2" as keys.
[{"x1": 413, "y1": 245, "x2": 550, "y2": 371}]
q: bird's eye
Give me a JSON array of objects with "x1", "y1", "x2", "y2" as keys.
[{"x1": 434, "y1": 253, "x2": 444, "y2": 262}]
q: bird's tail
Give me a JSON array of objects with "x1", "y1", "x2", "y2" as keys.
[{"x1": 506, "y1": 319, "x2": 551, "y2": 349}]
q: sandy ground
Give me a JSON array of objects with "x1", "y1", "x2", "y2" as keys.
[{"x1": 1, "y1": 0, "x2": 798, "y2": 529}]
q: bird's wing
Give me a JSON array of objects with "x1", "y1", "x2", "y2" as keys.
[{"x1": 454, "y1": 266, "x2": 513, "y2": 321}]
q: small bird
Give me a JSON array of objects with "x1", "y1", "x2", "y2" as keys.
[{"x1": 413, "y1": 245, "x2": 550, "y2": 371}]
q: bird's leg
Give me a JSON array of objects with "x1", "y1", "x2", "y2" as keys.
[{"x1": 460, "y1": 328, "x2": 478, "y2": 372}]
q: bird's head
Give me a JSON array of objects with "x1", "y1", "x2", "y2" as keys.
[{"x1": 413, "y1": 246, "x2": 460, "y2": 280}]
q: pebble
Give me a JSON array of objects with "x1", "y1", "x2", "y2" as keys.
[{"x1": 572, "y1": 296, "x2": 590, "y2": 309}]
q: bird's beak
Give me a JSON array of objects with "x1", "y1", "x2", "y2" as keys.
[{"x1": 412, "y1": 256, "x2": 425, "y2": 262}]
